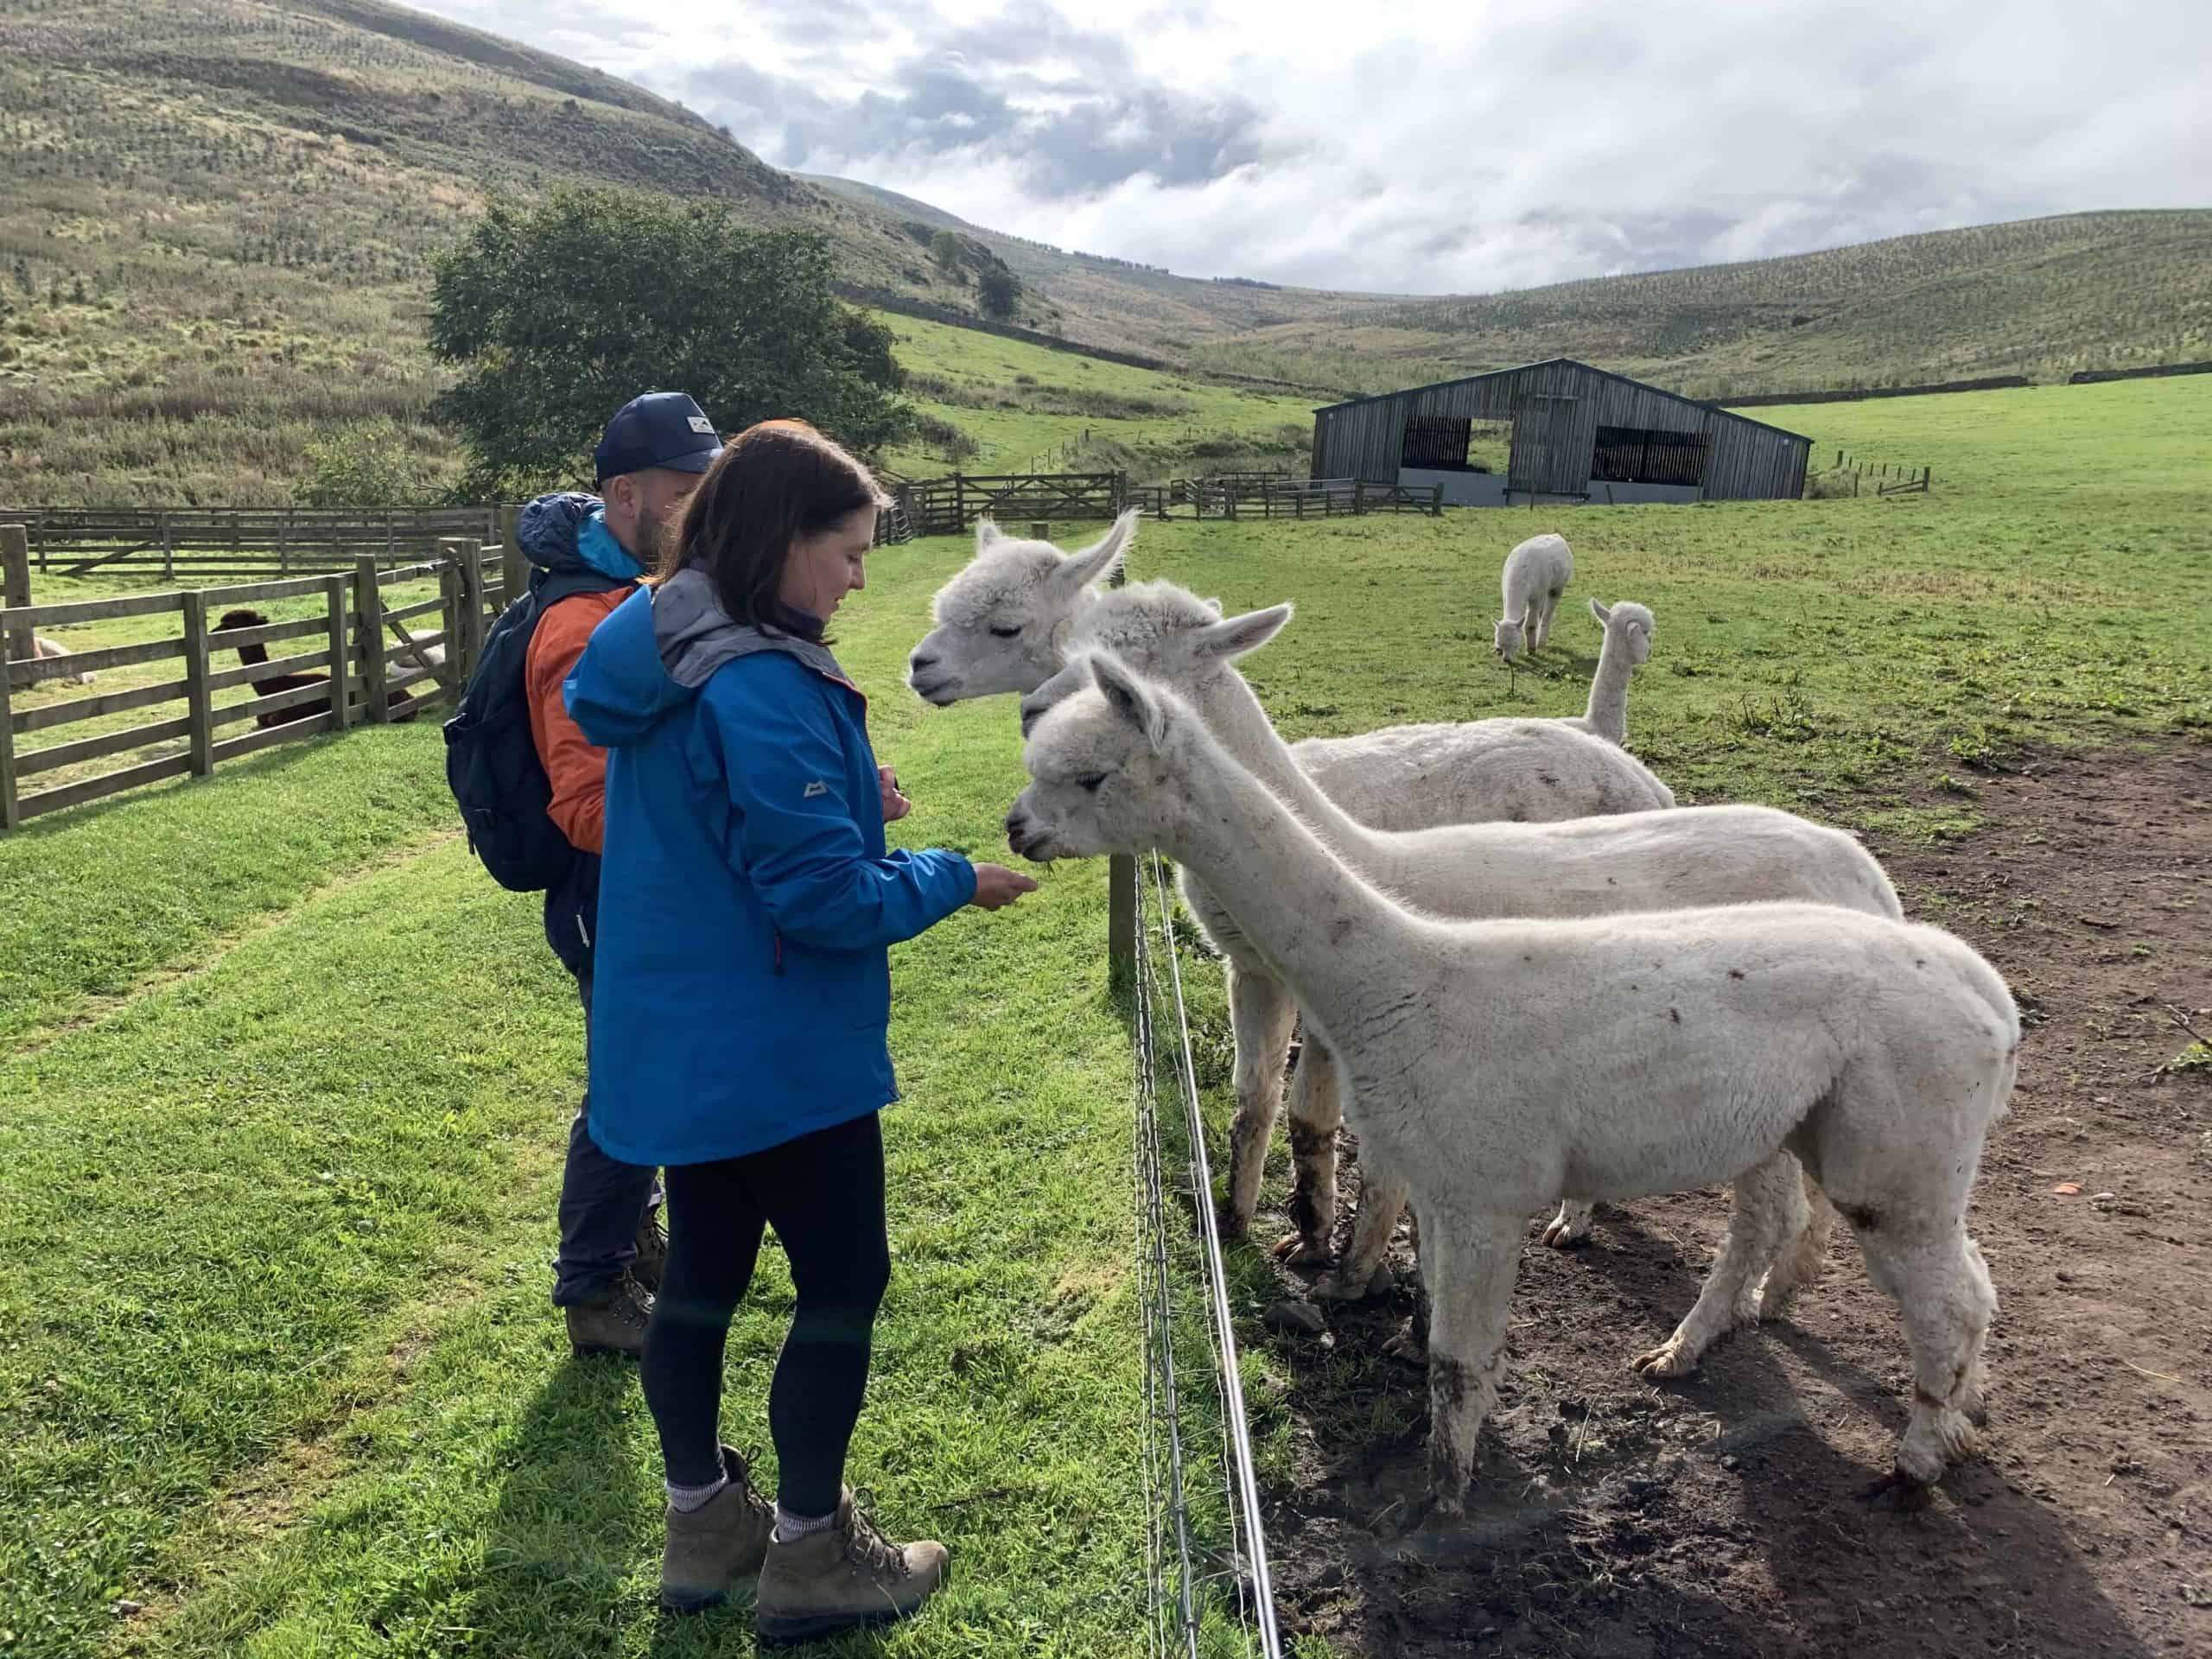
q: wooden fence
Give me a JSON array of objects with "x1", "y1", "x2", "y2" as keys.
[
  {"x1": 893, "y1": 472, "x2": 1128, "y2": 537},
  {"x1": 1805, "y1": 451, "x2": 1933, "y2": 498},
  {"x1": 0, "y1": 506, "x2": 504, "y2": 579},
  {"x1": 0, "y1": 532, "x2": 510, "y2": 830},
  {"x1": 1130, "y1": 474, "x2": 1445, "y2": 520}
]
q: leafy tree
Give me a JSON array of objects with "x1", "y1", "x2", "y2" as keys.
[
  {"x1": 930, "y1": 228, "x2": 966, "y2": 274},
  {"x1": 429, "y1": 191, "x2": 912, "y2": 495},
  {"x1": 294, "y1": 418, "x2": 427, "y2": 506},
  {"x1": 976, "y1": 265, "x2": 1021, "y2": 319}
]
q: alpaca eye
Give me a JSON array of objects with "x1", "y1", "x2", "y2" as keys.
[
  {"x1": 988, "y1": 625, "x2": 1022, "y2": 639},
  {"x1": 1077, "y1": 773, "x2": 1108, "y2": 793}
]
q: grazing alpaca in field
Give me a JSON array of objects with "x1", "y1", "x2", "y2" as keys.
[
  {"x1": 214, "y1": 608, "x2": 420, "y2": 727},
  {"x1": 1493, "y1": 531, "x2": 1573, "y2": 661},
  {"x1": 31, "y1": 634, "x2": 95, "y2": 685},
  {"x1": 1564, "y1": 600, "x2": 1654, "y2": 747},
  {"x1": 1010, "y1": 655, "x2": 2017, "y2": 1513},
  {"x1": 1017, "y1": 588, "x2": 1888, "y2": 1304},
  {"x1": 912, "y1": 527, "x2": 1673, "y2": 1257}
]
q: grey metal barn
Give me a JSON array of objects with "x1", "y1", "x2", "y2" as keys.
[{"x1": 1311, "y1": 359, "x2": 1811, "y2": 507}]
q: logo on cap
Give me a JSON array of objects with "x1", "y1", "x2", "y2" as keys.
[{"x1": 687, "y1": 416, "x2": 715, "y2": 435}]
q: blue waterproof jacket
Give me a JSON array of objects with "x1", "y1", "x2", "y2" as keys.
[{"x1": 564, "y1": 573, "x2": 977, "y2": 1166}]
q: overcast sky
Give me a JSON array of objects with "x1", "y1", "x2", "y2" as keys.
[{"x1": 416, "y1": 0, "x2": 2209, "y2": 296}]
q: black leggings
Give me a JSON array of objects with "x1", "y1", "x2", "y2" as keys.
[{"x1": 642, "y1": 1112, "x2": 890, "y2": 1516}]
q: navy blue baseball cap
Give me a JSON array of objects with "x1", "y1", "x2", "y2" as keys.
[{"x1": 594, "y1": 391, "x2": 723, "y2": 483}]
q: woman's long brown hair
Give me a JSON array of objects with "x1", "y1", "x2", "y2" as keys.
[{"x1": 654, "y1": 420, "x2": 887, "y2": 638}]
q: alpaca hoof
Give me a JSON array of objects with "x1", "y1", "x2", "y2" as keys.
[
  {"x1": 1313, "y1": 1262, "x2": 1390, "y2": 1303},
  {"x1": 1630, "y1": 1339, "x2": 1698, "y2": 1379},
  {"x1": 1216, "y1": 1198, "x2": 1250, "y2": 1241},
  {"x1": 1382, "y1": 1324, "x2": 1427, "y2": 1365},
  {"x1": 1539, "y1": 1216, "x2": 1589, "y2": 1249},
  {"x1": 1273, "y1": 1232, "x2": 1332, "y2": 1268}
]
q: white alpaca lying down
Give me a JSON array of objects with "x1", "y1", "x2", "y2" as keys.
[{"x1": 1010, "y1": 655, "x2": 2018, "y2": 1513}]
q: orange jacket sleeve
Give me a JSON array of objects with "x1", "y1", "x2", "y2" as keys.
[{"x1": 525, "y1": 589, "x2": 626, "y2": 855}]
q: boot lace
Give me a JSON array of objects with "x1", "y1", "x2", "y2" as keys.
[{"x1": 842, "y1": 1497, "x2": 911, "y2": 1581}]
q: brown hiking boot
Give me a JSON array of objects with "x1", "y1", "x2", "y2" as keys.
[
  {"x1": 754, "y1": 1488, "x2": 948, "y2": 1648},
  {"x1": 630, "y1": 1205, "x2": 668, "y2": 1295},
  {"x1": 564, "y1": 1270, "x2": 652, "y2": 1357},
  {"x1": 659, "y1": 1446, "x2": 775, "y2": 1612}
]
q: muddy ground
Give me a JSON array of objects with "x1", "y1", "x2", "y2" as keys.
[{"x1": 1254, "y1": 742, "x2": 2212, "y2": 1658}]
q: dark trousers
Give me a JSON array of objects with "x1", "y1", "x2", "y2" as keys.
[
  {"x1": 551, "y1": 974, "x2": 663, "y2": 1307},
  {"x1": 642, "y1": 1112, "x2": 891, "y2": 1516}
]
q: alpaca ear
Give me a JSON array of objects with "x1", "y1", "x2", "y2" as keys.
[
  {"x1": 976, "y1": 518, "x2": 1003, "y2": 549},
  {"x1": 1090, "y1": 653, "x2": 1170, "y2": 750},
  {"x1": 1202, "y1": 596, "x2": 1224, "y2": 616},
  {"x1": 1194, "y1": 601, "x2": 1294, "y2": 662},
  {"x1": 1590, "y1": 598, "x2": 1611, "y2": 624},
  {"x1": 1053, "y1": 510, "x2": 1136, "y2": 595}
]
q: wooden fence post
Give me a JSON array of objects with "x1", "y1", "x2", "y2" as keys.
[
  {"x1": 499, "y1": 503, "x2": 524, "y2": 608},
  {"x1": 160, "y1": 512, "x2": 175, "y2": 582},
  {"x1": 1028, "y1": 521, "x2": 1050, "y2": 540},
  {"x1": 442, "y1": 537, "x2": 483, "y2": 676},
  {"x1": 181, "y1": 591, "x2": 214, "y2": 779},
  {"x1": 1108, "y1": 550, "x2": 1137, "y2": 995},
  {"x1": 1431, "y1": 483, "x2": 1444, "y2": 517},
  {"x1": 954, "y1": 474, "x2": 966, "y2": 530},
  {"x1": 325, "y1": 575, "x2": 353, "y2": 733},
  {"x1": 0, "y1": 647, "x2": 16, "y2": 832},
  {"x1": 357, "y1": 557, "x2": 390, "y2": 722},
  {"x1": 2, "y1": 524, "x2": 30, "y2": 691}
]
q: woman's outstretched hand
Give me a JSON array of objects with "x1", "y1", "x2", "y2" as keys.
[
  {"x1": 969, "y1": 863, "x2": 1039, "y2": 912},
  {"x1": 879, "y1": 766, "x2": 912, "y2": 823}
]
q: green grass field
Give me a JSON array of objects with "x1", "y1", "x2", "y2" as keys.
[{"x1": 1, "y1": 373, "x2": 2206, "y2": 1657}]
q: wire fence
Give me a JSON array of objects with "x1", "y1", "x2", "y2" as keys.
[{"x1": 1132, "y1": 850, "x2": 1284, "y2": 1659}]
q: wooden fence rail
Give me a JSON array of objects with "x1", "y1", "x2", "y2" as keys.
[
  {"x1": 0, "y1": 543, "x2": 507, "y2": 830},
  {"x1": 1135, "y1": 474, "x2": 1444, "y2": 520},
  {"x1": 0, "y1": 505, "x2": 503, "y2": 579},
  {"x1": 892, "y1": 472, "x2": 1128, "y2": 537}
]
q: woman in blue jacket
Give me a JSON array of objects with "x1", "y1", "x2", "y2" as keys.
[{"x1": 565, "y1": 421, "x2": 1035, "y2": 1643}]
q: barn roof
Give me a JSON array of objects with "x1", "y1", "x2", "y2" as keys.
[{"x1": 1313, "y1": 358, "x2": 1813, "y2": 444}]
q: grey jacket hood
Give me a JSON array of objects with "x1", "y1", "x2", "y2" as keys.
[{"x1": 652, "y1": 567, "x2": 849, "y2": 690}]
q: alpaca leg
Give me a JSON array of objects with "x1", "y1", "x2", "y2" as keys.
[
  {"x1": 1756, "y1": 1162, "x2": 1837, "y2": 1319},
  {"x1": 1424, "y1": 1213, "x2": 1522, "y2": 1516},
  {"x1": 1222, "y1": 963, "x2": 1298, "y2": 1237},
  {"x1": 1276, "y1": 1030, "x2": 1345, "y2": 1265},
  {"x1": 1541, "y1": 1198, "x2": 1594, "y2": 1248},
  {"x1": 1630, "y1": 1154, "x2": 1793, "y2": 1377},
  {"x1": 1955, "y1": 1237, "x2": 1995, "y2": 1425},
  {"x1": 1853, "y1": 1223, "x2": 1996, "y2": 1484},
  {"x1": 1317, "y1": 1168, "x2": 1405, "y2": 1301}
]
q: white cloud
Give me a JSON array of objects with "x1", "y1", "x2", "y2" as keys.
[{"x1": 412, "y1": 0, "x2": 2212, "y2": 294}]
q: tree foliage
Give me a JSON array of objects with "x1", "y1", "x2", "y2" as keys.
[
  {"x1": 429, "y1": 191, "x2": 911, "y2": 495},
  {"x1": 976, "y1": 265, "x2": 1021, "y2": 319},
  {"x1": 292, "y1": 419, "x2": 428, "y2": 506}
]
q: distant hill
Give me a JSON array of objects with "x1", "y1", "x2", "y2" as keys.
[{"x1": 0, "y1": 0, "x2": 2203, "y2": 504}]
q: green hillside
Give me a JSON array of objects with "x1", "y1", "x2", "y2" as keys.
[{"x1": 1, "y1": 0, "x2": 2204, "y2": 505}]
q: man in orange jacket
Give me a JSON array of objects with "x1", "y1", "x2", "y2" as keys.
[{"x1": 524, "y1": 393, "x2": 720, "y2": 1357}]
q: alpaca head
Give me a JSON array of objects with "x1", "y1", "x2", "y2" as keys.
[
  {"x1": 1591, "y1": 598, "x2": 1654, "y2": 665},
  {"x1": 1016, "y1": 580, "x2": 1293, "y2": 735},
  {"x1": 906, "y1": 512, "x2": 1137, "y2": 704},
  {"x1": 1007, "y1": 652, "x2": 1195, "y2": 863},
  {"x1": 214, "y1": 607, "x2": 269, "y2": 632},
  {"x1": 1492, "y1": 614, "x2": 1528, "y2": 662}
]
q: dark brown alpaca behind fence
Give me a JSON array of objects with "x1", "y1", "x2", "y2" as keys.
[{"x1": 213, "y1": 608, "x2": 421, "y2": 728}]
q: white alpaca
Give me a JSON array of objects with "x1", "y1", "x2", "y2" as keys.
[
  {"x1": 1564, "y1": 599, "x2": 1652, "y2": 747},
  {"x1": 1018, "y1": 589, "x2": 1891, "y2": 1304},
  {"x1": 1011, "y1": 657, "x2": 2017, "y2": 1512},
  {"x1": 1492, "y1": 532, "x2": 1573, "y2": 662},
  {"x1": 917, "y1": 546, "x2": 1673, "y2": 1257},
  {"x1": 33, "y1": 634, "x2": 95, "y2": 686}
]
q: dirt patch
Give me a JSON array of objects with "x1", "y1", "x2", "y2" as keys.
[{"x1": 1252, "y1": 741, "x2": 2212, "y2": 1657}]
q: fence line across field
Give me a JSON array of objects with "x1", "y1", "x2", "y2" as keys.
[
  {"x1": 0, "y1": 525, "x2": 512, "y2": 830},
  {"x1": 1131, "y1": 847, "x2": 1285, "y2": 1658}
]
